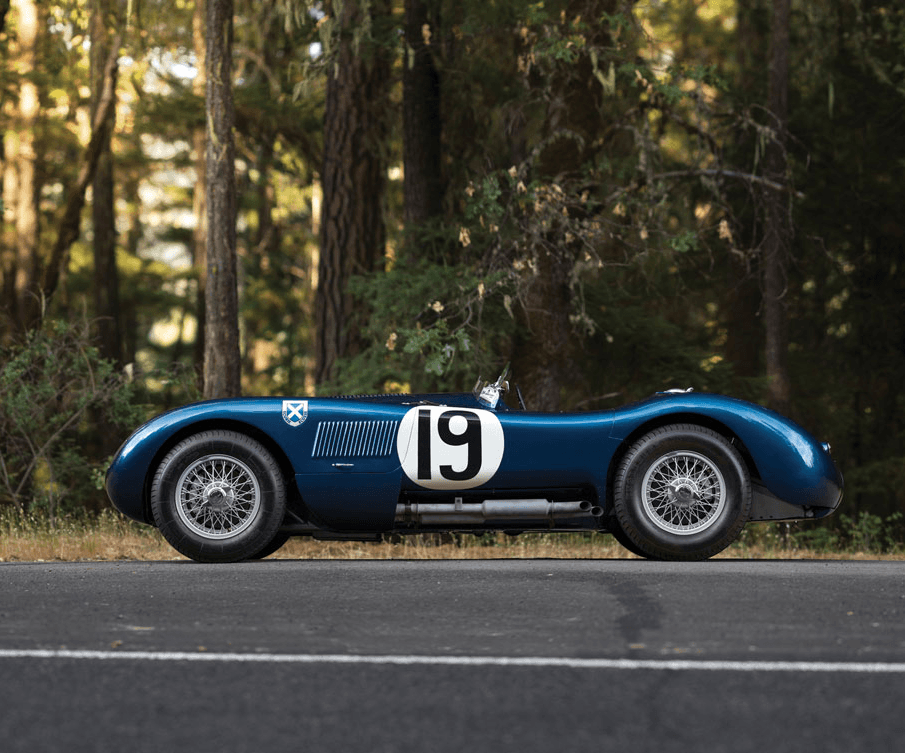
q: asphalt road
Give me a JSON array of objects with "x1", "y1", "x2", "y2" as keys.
[{"x1": 1, "y1": 559, "x2": 904, "y2": 752}]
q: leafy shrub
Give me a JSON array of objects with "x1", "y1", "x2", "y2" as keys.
[
  {"x1": 329, "y1": 260, "x2": 516, "y2": 395},
  {"x1": 835, "y1": 511, "x2": 904, "y2": 553},
  {"x1": 738, "y1": 513, "x2": 904, "y2": 556},
  {"x1": 0, "y1": 320, "x2": 145, "y2": 518}
]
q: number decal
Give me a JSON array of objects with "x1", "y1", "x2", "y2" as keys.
[
  {"x1": 437, "y1": 410, "x2": 482, "y2": 481},
  {"x1": 417, "y1": 409, "x2": 432, "y2": 480},
  {"x1": 397, "y1": 407, "x2": 504, "y2": 490}
]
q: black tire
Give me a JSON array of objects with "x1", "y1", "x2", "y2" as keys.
[
  {"x1": 607, "y1": 520, "x2": 648, "y2": 558},
  {"x1": 613, "y1": 424, "x2": 751, "y2": 561},
  {"x1": 250, "y1": 531, "x2": 291, "y2": 560},
  {"x1": 150, "y1": 430, "x2": 286, "y2": 563}
]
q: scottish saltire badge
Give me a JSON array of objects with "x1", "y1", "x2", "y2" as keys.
[{"x1": 282, "y1": 400, "x2": 308, "y2": 427}]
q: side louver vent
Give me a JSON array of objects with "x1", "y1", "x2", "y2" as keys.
[{"x1": 311, "y1": 420, "x2": 399, "y2": 459}]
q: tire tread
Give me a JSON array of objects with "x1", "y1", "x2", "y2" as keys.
[
  {"x1": 150, "y1": 430, "x2": 286, "y2": 563},
  {"x1": 613, "y1": 423, "x2": 752, "y2": 561}
]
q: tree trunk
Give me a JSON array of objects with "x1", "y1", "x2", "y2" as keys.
[
  {"x1": 762, "y1": 0, "x2": 791, "y2": 414},
  {"x1": 1, "y1": 2, "x2": 119, "y2": 336},
  {"x1": 7, "y1": 0, "x2": 41, "y2": 333},
  {"x1": 1, "y1": 0, "x2": 16, "y2": 336},
  {"x1": 193, "y1": 0, "x2": 208, "y2": 388},
  {"x1": 90, "y1": 0, "x2": 122, "y2": 366},
  {"x1": 2, "y1": 138, "x2": 17, "y2": 340},
  {"x1": 122, "y1": 171, "x2": 141, "y2": 369},
  {"x1": 315, "y1": 0, "x2": 391, "y2": 387},
  {"x1": 42, "y1": 33, "x2": 121, "y2": 310},
  {"x1": 508, "y1": 0, "x2": 616, "y2": 411},
  {"x1": 403, "y1": 0, "x2": 442, "y2": 232},
  {"x1": 509, "y1": 249, "x2": 574, "y2": 412},
  {"x1": 722, "y1": 0, "x2": 764, "y2": 386},
  {"x1": 203, "y1": 0, "x2": 241, "y2": 399}
]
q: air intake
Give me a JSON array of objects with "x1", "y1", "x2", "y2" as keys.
[{"x1": 311, "y1": 420, "x2": 399, "y2": 459}]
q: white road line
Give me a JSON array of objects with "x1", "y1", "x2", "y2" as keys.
[{"x1": 0, "y1": 649, "x2": 904, "y2": 673}]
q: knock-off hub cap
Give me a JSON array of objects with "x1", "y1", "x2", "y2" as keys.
[{"x1": 668, "y1": 479, "x2": 701, "y2": 507}]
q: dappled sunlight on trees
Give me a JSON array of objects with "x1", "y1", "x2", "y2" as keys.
[{"x1": 0, "y1": 0, "x2": 902, "y2": 531}]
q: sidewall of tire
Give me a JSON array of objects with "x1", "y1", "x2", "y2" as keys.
[
  {"x1": 614, "y1": 425, "x2": 751, "y2": 560},
  {"x1": 151, "y1": 431, "x2": 286, "y2": 563}
]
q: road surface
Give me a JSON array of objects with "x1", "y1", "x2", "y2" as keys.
[{"x1": 1, "y1": 559, "x2": 903, "y2": 752}]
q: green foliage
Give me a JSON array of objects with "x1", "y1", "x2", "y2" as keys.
[
  {"x1": 736, "y1": 512, "x2": 904, "y2": 556},
  {"x1": 843, "y1": 458, "x2": 905, "y2": 518},
  {"x1": 844, "y1": 2, "x2": 905, "y2": 98},
  {"x1": 837, "y1": 512, "x2": 904, "y2": 554},
  {"x1": 3, "y1": 0, "x2": 904, "y2": 526},
  {"x1": 785, "y1": 524, "x2": 842, "y2": 554},
  {"x1": 0, "y1": 320, "x2": 145, "y2": 517},
  {"x1": 326, "y1": 261, "x2": 515, "y2": 394}
]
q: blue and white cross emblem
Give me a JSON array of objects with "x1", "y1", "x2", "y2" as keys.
[{"x1": 282, "y1": 400, "x2": 308, "y2": 427}]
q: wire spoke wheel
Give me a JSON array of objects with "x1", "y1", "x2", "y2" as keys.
[
  {"x1": 151, "y1": 431, "x2": 286, "y2": 562},
  {"x1": 176, "y1": 454, "x2": 262, "y2": 539},
  {"x1": 613, "y1": 424, "x2": 751, "y2": 560},
  {"x1": 641, "y1": 451, "x2": 726, "y2": 535}
]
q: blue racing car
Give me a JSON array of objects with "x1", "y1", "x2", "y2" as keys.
[{"x1": 105, "y1": 371, "x2": 843, "y2": 562}]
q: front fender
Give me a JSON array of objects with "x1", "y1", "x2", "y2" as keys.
[{"x1": 105, "y1": 398, "x2": 287, "y2": 524}]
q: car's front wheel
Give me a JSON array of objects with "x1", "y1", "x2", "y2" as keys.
[
  {"x1": 151, "y1": 431, "x2": 286, "y2": 562},
  {"x1": 613, "y1": 424, "x2": 751, "y2": 560}
]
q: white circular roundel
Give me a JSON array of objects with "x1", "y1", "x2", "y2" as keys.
[{"x1": 397, "y1": 406, "x2": 504, "y2": 490}]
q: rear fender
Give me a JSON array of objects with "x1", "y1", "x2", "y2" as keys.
[{"x1": 609, "y1": 395, "x2": 843, "y2": 513}]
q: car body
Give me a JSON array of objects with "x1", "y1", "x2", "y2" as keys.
[{"x1": 105, "y1": 374, "x2": 843, "y2": 562}]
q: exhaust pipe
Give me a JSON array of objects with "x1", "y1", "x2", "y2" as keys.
[{"x1": 395, "y1": 499, "x2": 602, "y2": 526}]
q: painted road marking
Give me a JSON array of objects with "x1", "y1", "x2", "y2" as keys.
[{"x1": 1, "y1": 649, "x2": 904, "y2": 673}]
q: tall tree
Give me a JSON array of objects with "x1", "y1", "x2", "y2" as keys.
[
  {"x1": 91, "y1": 0, "x2": 123, "y2": 366},
  {"x1": 193, "y1": 0, "x2": 208, "y2": 383},
  {"x1": 762, "y1": 0, "x2": 792, "y2": 414},
  {"x1": 204, "y1": 0, "x2": 241, "y2": 398},
  {"x1": 505, "y1": 0, "x2": 623, "y2": 411},
  {"x1": 42, "y1": 31, "x2": 120, "y2": 313},
  {"x1": 2, "y1": 0, "x2": 120, "y2": 337},
  {"x1": 403, "y1": 0, "x2": 442, "y2": 231},
  {"x1": 315, "y1": 0, "x2": 391, "y2": 386},
  {"x1": 5, "y1": 0, "x2": 41, "y2": 333},
  {"x1": 722, "y1": 0, "x2": 765, "y2": 386}
]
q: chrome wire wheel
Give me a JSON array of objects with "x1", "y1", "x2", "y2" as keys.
[
  {"x1": 175, "y1": 454, "x2": 262, "y2": 539},
  {"x1": 614, "y1": 425, "x2": 751, "y2": 560},
  {"x1": 152, "y1": 431, "x2": 287, "y2": 562},
  {"x1": 641, "y1": 450, "x2": 726, "y2": 535}
]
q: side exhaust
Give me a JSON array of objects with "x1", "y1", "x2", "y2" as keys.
[{"x1": 395, "y1": 498, "x2": 603, "y2": 526}]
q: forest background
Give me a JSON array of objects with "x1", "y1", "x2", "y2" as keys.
[{"x1": 0, "y1": 0, "x2": 902, "y2": 545}]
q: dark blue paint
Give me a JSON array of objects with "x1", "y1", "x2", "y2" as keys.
[
  {"x1": 106, "y1": 389, "x2": 842, "y2": 531},
  {"x1": 609, "y1": 393, "x2": 842, "y2": 508}
]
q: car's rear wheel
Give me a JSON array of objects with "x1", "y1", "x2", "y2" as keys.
[
  {"x1": 151, "y1": 431, "x2": 286, "y2": 563},
  {"x1": 613, "y1": 424, "x2": 751, "y2": 560},
  {"x1": 607, "y1": 521, "x2": 648, "y2": 558}
]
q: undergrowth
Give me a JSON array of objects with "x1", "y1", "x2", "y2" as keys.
[{"x1": 0, "y1": 508, "x2": 902, "y2": 562}]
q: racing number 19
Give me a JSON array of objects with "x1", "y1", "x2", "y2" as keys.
[
  {"x1": 398, "y1": 405, "x2": 504, "y2": 490},
  {"x1": 417, "y1": 409, "x2": 483, "y2": 482}
]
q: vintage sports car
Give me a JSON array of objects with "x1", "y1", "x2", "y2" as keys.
[{"x1": 105, "y1": 371, "x2": 843, "y2": 562}]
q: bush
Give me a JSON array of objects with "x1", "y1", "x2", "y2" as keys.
[
  {"x1": 736, "y1": 513, "x2": 904, "y2": 556},
  {"x1": 835, "y1": 511, "x2": 904, "y2": 553},
  {"x1": 0, "y1": 320, "x2": 144, "y2": 519}
]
